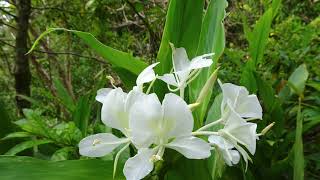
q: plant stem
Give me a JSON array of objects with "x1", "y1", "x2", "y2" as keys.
[
  {"x1": 191, "y1": 131, "x2": 219, "y2": 136},
  {"x1": 179, "y1": 87, "x2": 185, "y2": 99},
  {"x1": 196, "y1": 118, "x2": 223, "y2": 132}
]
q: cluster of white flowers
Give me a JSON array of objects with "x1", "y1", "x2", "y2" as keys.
[{"x1": 78, "y1": 45, "x2": 269, "y2": 180}]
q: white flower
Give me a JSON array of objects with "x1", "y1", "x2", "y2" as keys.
[
  {"x1": 158, "y1": 45, "x2": 214, "y2": 90},
  {"x1": 136, "y1": 62, "x2": 159, "y2": 91},
  {"x1": 79, "y1": 87, "x2": 143, "y2": 157},
  {"x1": 209, "y1": 106, "x2": 257, "y2": 167},
  {"x1": 123, "y1": 93, "x2": 211, "y2": 180},
  {"x1": 219, "y1": 80, "x2": 262, "y2": 120},
  {"x1": 209, "y1": 135, "x2": 240, "y2": 166}
]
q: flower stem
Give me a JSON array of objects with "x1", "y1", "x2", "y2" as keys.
[
  {"x1": 180, "y1": 87, "x2": 185, "y2": 99},
  {"x1": 146, "y1": 77, "x2": 157, "y2": 94},
  {"x1": 113, "y1": 143, "x2": 130, "y2": 178},
  {"x1": 196, "y1": 118, "x2": 223, "y2": 132},
  {"x1": 191, "y1": 131, "x2": 219, "y2": 136}
]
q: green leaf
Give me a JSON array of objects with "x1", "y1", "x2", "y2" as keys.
[
  {"x1": 28, "y1": 28, "x2": 147, "y2": 75},
  {"x1": 288, "y1": 64, "x2": 309, "y2": 96},
  {"x1": 0, "y1": 156, "x2": 125, "y2": 180},
  {"x1": 73, "y1": 95, "x2": 91, "y2": 137},
  {"x1": 1, "y1": 132, "x2": 32, "y2": 141},
  {"x1": 0, "y1": 99, "x2": 14, "y2": 154},
  {"x1": 157, "y1": 0, "x2": 205, "y2": 75},
  {"x1": 5, "y1": 140, "x2": 53, "y2": 155},
  {"x1": 165, "y1": 158, "x2": 211, "y2": 180},
  {"x1": 293, "y1": 98, "x2": 304, "y2": 180},
  {"x1": 53, "y1": 78, "x2": 75, "y2": 112},
  {"x1": 205, "y1": 93, "x2": 223, "y2": 131},
  {"x1": 51, "y1": 147, "x2": 76, "y2": 161},
  {"x1": 189, "y1": 0, "x2": 228, "y2": 128},
  {"x1": 248, "y1": 9, "x2": 273, "y2": 66},
  {"x1": 240, "y1": 63, "x2": 258, "y2": 93}
]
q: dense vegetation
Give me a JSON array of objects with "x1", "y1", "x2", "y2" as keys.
[{"x1": 0, "y1": 0, "x2": 319, "y2": 179}]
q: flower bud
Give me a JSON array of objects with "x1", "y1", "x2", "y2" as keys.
[{"x1": 196, "y1": 67, "x2": 219, "y2": 104}]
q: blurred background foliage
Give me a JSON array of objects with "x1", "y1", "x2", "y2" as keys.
[{"x1": 0, "y1": 0, "x2": 319, "y2": 179}]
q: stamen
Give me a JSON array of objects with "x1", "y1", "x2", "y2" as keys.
[{"x1": 92, "y1": 139, "x2": 101, "y2": 146}]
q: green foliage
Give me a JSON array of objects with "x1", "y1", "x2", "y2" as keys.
[
  {"x1": 288, "y1": 64, "x2": 309, "y2": 97},
  {"x1": 190, "y1": 0, "x2": 228, "y2": 128},
  {"x1": 0, "y1": 156, "x2": 124, "y2": 180},
  {"x1": 28, "y1": 28, "x2": 148, "y2": 75}
]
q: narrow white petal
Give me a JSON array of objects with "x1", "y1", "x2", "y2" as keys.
[
  {"x1": 229, "y1": 123, "x2": 257, "y2": 155},
  {"x1": 189, "y1": 56, "x2": 213, "y2": 70},
  {"x1": 208, "y1": 135, "x2": 233, "y2": 149},
  {"x1": 166, "y1": 136, "x2": 211, "y2": 159},
  {"x1": 236, "y1": 95, "x2": 263, "y2": 119},
  {"x1": 129, "y1": 93, "x2": 162, "y2": 148},
  {"x1": 79, "y1": 133, "x2": 126, "y2": 157},
  {"x1": 101, "y1": 88, "x2": 128, "y2": 132},
  {"x1": 173, "y1": 47, "x2": 190, "y2": 72},
  {"x1": 95, "y1": 88, "x2": 112, "y2": 103},
  {"x1": 136, "y1": 62, "x2": 159, "y2": 87},
  {"x1": 158, "y1": 73, "x2": 178, "y2": 87},
  {"x1": 162, "y1": 93, "x2": 194, "y2": 138},
  {"x1": 123, "y1": 148, "x2": 156, "y2": 180}
]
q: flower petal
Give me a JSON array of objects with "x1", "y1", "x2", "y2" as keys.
[
  {"x1": 162, "y1": 93, "x2": 194, "y2": 138},
  {"x1": 219, "y1": 81, "x2": 248, "y2": 113},
  {"x1": 129, "y1": 93, "x2": 162, "y2": 148},
  {"x1": 101, "y1": 88, "x2": 128, "y2": 132},
  {"x1": 136, "y1": 62, "x2": 159, "y2": 88},
  {"x1": 125, "y1": 89, "x2": 144, "y2": 112},
  {"x1": 172, "y1": 47, "x2": 190, "y2": 72},
  {"x1": 166, "y1": 136, "x2": 211, "y2": 159},
  {"x1": 236, "y1": 95, "x2": 263, "y2": 119},
  {"x1": 208, "y1": 135, "x2": 234, "y2": 149},
  {"x1": 189, "y1": 54, "x2": 213, "y2": 70},
  {"x1": 79, "y1": 133, "x2": 126, "y2": 157},
  {"x1": 158, "y1": 73, "x2": 178, "y2": 87},
  {"x1": 229, "y1": 123, "x2": 257, "y2": 155},
  {"x1": 123, "y1": 148, "x2": 156, "y2": 180},
  {"x1": 95, "y1": 88, "x2": 112, "y2": 103}
]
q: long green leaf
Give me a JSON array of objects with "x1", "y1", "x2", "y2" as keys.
[
  {"x1": 157, "y1": 0, "x2": 204, "y2": 74},
  {"x1": 0, "y1": 156, "x2": 125, "y2": 180},
  {"x1": 53, "y1": 78, "x2": 75, "y2": 112},
  {"x1": 5, "y1": 140, "x2": 53, "y2": 155},
  {"x1": 249, "y1": 9, "x2": 273, "y2": 66},
  {"x1": 1, "y1": 132, "x2": 32, "y2": 141},
  {"x1": 189, "y1": 0, "x2": 228, "y2": 128},
  {"x1": 73, "y1": 95, "x2": 91, "y2": 137},
  {"x1": 293, "y1": 98, "x2": 304, "y2": 180},
  {"x1": 27, "y1": 28, "x2": 147, "y2": 75}
]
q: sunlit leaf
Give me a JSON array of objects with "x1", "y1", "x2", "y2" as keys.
[
  {"x1": 288, "y1": 64, "x2": 309, "y2": 96},
  {"x1": 0, "y1": 156, "x2": 125, "y2": 180}
]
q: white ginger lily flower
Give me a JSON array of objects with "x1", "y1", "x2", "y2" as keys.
[
  {"x1": 209, "y1": 135, "x2": 240, "y2": 166},
  {"x1": 209, "y1": 105, "x2": 258, "y2": 168},
  {"x1": 219, "y1": 80, "x2": 262, "y2": 121},
  {"x1": 158, "y1": 45, "x2": 214, "y2": 91},
  {"x1": 136, "y1": 62, "x2": 159, "y2": 91},
  {"x1": 79, "y1": 87, "x2": 143, "y2": 157},
  {"x1": 123, "y1": 93, "x2": 211, "y2": 180}
]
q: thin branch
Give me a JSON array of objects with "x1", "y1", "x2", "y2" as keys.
[
  {"x1": 0, "y1": 38, "x2": 15, "y2": 47},
  {"x1": 33, "y1": 50, "x2": 107, "y2": 64},
  {"x1": 0, "y1": 20, "x2": 17, "y2": 30},
  {"x1": 0, "y1": 7, "x2": 17, "y2": 19},
  {"x1": 124, "y1": 0, "x2": 159, "y2": 41},
  {"x1": 0, "y1": 39, "x2": 106, "y2": 64}
]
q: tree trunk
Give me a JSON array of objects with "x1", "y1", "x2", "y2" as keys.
[{"x1": 14, "y1": 0, "x2": 31, "y2": 113}]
